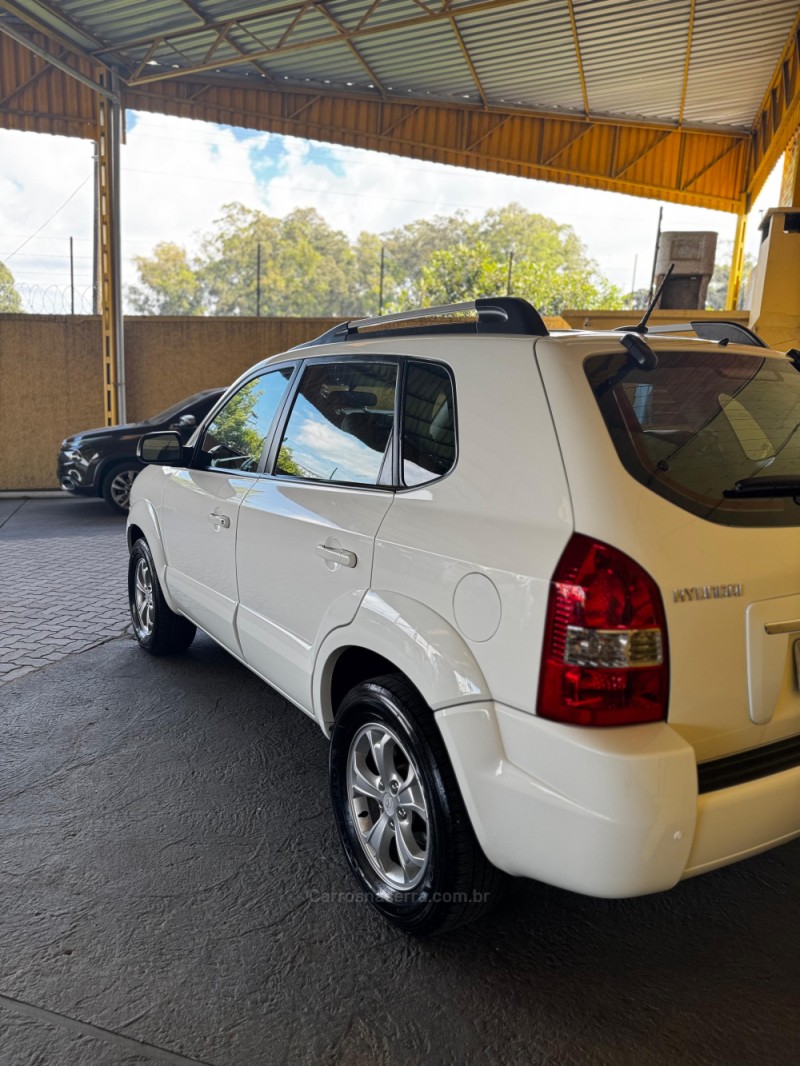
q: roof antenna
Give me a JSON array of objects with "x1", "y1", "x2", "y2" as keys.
[{"x1": 627, "y1": 263, "x2": 675, "y2": 335}]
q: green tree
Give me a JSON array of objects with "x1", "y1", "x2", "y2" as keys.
[
  {"x1": 706, "y1": 249, "x2": 756, "y2": 310},
  {"x1": 276, "y1": 444, "x2": 306, "y2": 477},
  {"x1": 384, "y1": 203, "x2": 624, "y2": 313},
  {"x1": 198, "y1": 204, "x2": 355, "y2": 317},
  {"x1": 206, "y1": 378, "x2": 264, "y2": 466},
  {"x1": 127, "y1": 200, "x2": 624, "y2": 317},
  {"x1": 0, "y1": 260, "x2": 23, "y2": 312},
  {"x1": 415, "y1": 242, "x2": 508, "y2": 306},
  {"x1": 128, "y1": 242, "x2": 205, "y2": 315},
  {"x1": 380, "y1": 211, "x2": 475, "y2": 297},
  {"x1": 477, "y1": 203, "x2": 587, "y2": 272},
  {"x1": 626, "y1": 287, "x2": 651, "y2": 311},
  {"x1": 350, "y1": 231, "x2": 384, "y2": 316}
]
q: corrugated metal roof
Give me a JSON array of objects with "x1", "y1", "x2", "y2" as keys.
[
  {"x1": 1, "y1": 0, "x2": 799, "y2": 210},
  {"x1": 58, "y1": 0, "x2": 197, "y2": 44},
  {"x1": 5, "y1": 0, "x2": 797, "y2": 134},
  {"x1": 573, "y1": 0, "x2": 690, "y2": 123},
  {"x1": 683, "y1": 0, "x2": 799, "y2": 128},
  {"x1": 459, "y1": 1, "x2": 585, "y2": 112},
  {"x1": 357, "y1": 22, "x2": 476, "y2": 98},
  {"x1": 263, "y1": 40, "x2": 375, "y2": 86}
]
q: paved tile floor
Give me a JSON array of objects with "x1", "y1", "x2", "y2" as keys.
[
  {"x1": 1, "y1": 496, "x2": 800, "y2": 1065},
  {"x1": 0, "y1": 497, "x2": 129, "y2": 683}
]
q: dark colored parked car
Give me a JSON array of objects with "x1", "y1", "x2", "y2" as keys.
[{"x1": 58, "y1": 388, "x2": 225, "y2": 513}]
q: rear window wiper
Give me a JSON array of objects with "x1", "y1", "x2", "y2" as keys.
[{"x1": 723, "y1": 476, "x2": 800, "y2": 499}]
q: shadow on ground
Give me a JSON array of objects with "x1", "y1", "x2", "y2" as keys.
[{"x1": 1, "y1": 631, "x2": 798, "y2": 1066}]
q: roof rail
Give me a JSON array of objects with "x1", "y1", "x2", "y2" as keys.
[
  {"x1": 293, "y1": 296, "x2": 549, "y2": 348},
  {"x1": 614, "y1": 320, "x2": 767, "y2": 348}
]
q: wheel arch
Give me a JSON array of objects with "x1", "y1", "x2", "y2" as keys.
[
  {"x1": 126, "y1": 498, "x2": 180, "y2": 613},
  {"x1": 313, "y1": 590, "x2": 490, "y2": 733},
  {"x1": 97, "y1": 454, "x2": 144, "y2": 495}
]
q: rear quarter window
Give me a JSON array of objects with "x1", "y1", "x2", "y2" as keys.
[
  {"x1": 402, "y1": 361, "x2": 456, "y2": 486},
  {"x1": 585, "y1": 349, "x2": 800, "y2": 527}
]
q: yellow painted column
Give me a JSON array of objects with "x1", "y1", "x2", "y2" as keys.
[
  {"x1": 96, "y1": 70, "x2": 125, "y2": 426},
  {"x1": 780, "y1": 128, "x2": 800, "y2": 207},
  {"x1": 726, "y1": 212, "x2": 747, "y2": 311}
]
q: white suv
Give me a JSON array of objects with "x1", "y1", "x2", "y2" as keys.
[{"x1": 127, "y1": 298, "x2": 800, "y2": 935}]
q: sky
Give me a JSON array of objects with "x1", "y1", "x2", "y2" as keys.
[{"x1": 0, "y1": 108, "x2": 784, "y2": 314}]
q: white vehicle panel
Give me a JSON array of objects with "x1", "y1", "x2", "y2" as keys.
[
  {"x1": 436, "y1": 702, "x2": 697, "y2": 895},
  {"x1": 535, "y1": 334, "x2": 800, "y2": 762},
  {"x1": 372, "y1": 337, "x2": 572, "y2": 714},
  {"x1": 235, "y1": 478, "x2": 393, "y2": 710},
  {"x1": 161, "y1": 468, "x2": 255, "y2": 653}
]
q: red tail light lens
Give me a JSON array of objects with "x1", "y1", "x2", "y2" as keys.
[{"x1": 537, "y1": 534, "x2": 669, "y2": 726}]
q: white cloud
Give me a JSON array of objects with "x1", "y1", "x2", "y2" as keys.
[
  {"x1": 293, "y1": 410, "x2": 382, "y2": 481},
  {"x1": 121, "y1": 111, "x2": 271, "y2": 265},
  {"x1": 0, "y1": 128, "x2": 94, "y2": 310},
  {"x1": 0, "y1": 109, "x2": 785, "y2": 312}
]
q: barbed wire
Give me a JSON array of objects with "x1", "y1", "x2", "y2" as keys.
[{"x1": 17, "y1": 283, "x2": 98, "y2": 315}]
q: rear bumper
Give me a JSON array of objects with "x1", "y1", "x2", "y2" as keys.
[
  {"x1": 686, "y1": 766, "x2": 800, "y2": 877},
  {"x1": 435, "y1": 702, "x2": 800, "y2": 897}
]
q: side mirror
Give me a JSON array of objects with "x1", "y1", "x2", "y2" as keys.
[
  {"x1": 171, "y1": 413, "x2": 196, "y2": 428},
  {"x1": 137, "y1": 431, "x2": 185, "y2": 465}
]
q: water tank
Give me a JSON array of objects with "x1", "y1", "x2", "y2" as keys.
[{"x1": 654, "y1": 231, "x2": 717, "y2": 309}]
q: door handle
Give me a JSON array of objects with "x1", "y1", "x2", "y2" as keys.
[
  {"x1": 316, "y1": 544, "x2": 357, "y2": 568},
  {"x1": 207, "y1": 512, "x2": 231, "y2": 530}
]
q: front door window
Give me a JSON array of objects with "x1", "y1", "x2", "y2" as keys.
[{"x1": 198, "y1": 368, "x2": 294, "y2": 472}]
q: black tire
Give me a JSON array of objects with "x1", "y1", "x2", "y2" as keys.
[
  {"x1": 102, "y1": 462, "x2": 141, "y2": 514},
  {"x1": 128, "y1": 538, "x2": 196, "y2": 655},
  {"x1": 329, "y1": 673, "x2": 507, "y2": 935}
]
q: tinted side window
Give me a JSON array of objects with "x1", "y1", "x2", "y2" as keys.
[
  {"x1": 402, "y1": 361, "x2": 456, "y2": 486},
  {"x1": 198, "y1": 368, "x2": 293, "y2": 472},
  {"x1": 275, "y1": 362, "x2": 397, "y2": 485}
]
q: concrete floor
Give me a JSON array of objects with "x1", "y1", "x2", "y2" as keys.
[{"x1": 1, "y1": 499, "x2": 800, "y2": 1065}]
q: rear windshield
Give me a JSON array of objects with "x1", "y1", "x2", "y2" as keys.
[{"x1": 585, "y1": 349, "x2": 800, "y2": 527}]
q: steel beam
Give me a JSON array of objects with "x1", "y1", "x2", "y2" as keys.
[
  {"x1": 746, "y1": 15, "x2": 800, "y2": 205},
  {"x1": 96, "y1": 71, "x2": 125, "y2": 425},
  {"x1": 0, "y1": 19, "x2": 114, "y2": 98},
  {"x1": 123, "y1": 80, "x2": 748, "y2": 212},
  {"x1": 103, "y1": 0, "x2": 536, "y2": 83}
]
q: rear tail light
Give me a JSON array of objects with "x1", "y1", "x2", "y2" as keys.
[{"x1": 537, "y1": 534, "x2": 669, "y2": 726}]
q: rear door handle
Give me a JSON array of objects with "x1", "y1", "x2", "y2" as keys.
[
  {"x1": 316, "y1": 544, "x2": 357, "y2": 568},
  {"x1": 208, "y1": 512, "x2": 231, "y2": 530}
]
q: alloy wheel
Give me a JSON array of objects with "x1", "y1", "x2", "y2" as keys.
[
  {"x1": 346, "y1": 722, "x2": 430, "y2": 890},
  {"x1": 132, "y1": 556, "x2": 155, "y2": 639},
  {"x1": 110, "y1": 469, "x2": 137, "y2": 510}
]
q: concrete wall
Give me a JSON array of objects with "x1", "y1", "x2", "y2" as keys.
[
  {"x1": 123, "y1": 315, "x2": 341, "y2": 426},
  {"x1": 0, "y1": 315, "x2": 341, "y2": 491},
  {"x1": 1, "y1": 315, "x2": 104, "y2": 491},
  {"x1": 0, "y1": 309, "x2": 752, "y2": 491}
]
